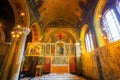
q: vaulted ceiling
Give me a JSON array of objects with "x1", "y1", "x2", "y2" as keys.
[
  {"x1": 27, "y1": 0, "x2": 97, "y2": 29},
  {"x1": 39, "y1": 0, "x2": 82, "y2": 25},
  {"x1": 0, "y1": 0, "x2": 117, "y2": 42}
]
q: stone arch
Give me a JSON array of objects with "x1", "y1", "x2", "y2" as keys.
[
  {"x1": 93, "y1": 0, "x2": 107, "y2": 47},
  {"x1": 80, "y1": 24, "x2": 88, "y2": 54},
  {"x1": 0, "y1": 1, "x2": 15, "y2": 42},
  {"x1": 42, "y1": 18, "x2": 78, "y2": 31},
  {"x1": 31, "y1": 23, "x2": 42, "y2": 42},
  {"x1": 8, "y1": 0, "x2": 30, "y2": 27},
  {"x1": 44, "y1": 30, "x2": 76, "y2": 43},
  {"x1": 0, "y1": 27, "x2": 5, "y2": 42}
]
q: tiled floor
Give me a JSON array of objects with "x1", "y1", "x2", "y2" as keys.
[{"x1": 22, "y1": 73, "x2": 86, "y2": 80}]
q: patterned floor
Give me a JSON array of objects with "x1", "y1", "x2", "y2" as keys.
[{"x1": 22, "y1": 73, "x2": 86, "y2": 80}]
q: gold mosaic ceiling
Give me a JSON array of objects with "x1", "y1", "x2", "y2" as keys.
[
  {"x1": 28, "y1": 0, "x2": 88, "y2": 28},
  {"x1": 39, "y1": 0, "x2": 83, "y2": 25}
]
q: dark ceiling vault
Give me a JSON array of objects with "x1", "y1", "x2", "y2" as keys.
[{"x1": 0, "y1": 0, "x2": 15, "y2": 42}]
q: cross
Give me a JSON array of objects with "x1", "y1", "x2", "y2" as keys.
[{"x1": 58, "y1": 33, "x2": 62, "y2": 40}]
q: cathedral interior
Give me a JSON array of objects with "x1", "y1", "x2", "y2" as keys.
[{"x1": 0, "y1": 0, "x2": 120, "y2": 80}]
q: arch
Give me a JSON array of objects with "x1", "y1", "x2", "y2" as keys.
[
  {"x1": 93, "y1": 0, "x2": 107, "y2": 47},
  {"x1": 80, "y1": 24, "x2": 88, "y2": 54},
  {"x1": 42, "y1": 18, "x2": 78, "y2": 31},
  {"x1": 8, "y1": 0, "x2": 30, "y2": 27},
  {"x1": 0, "y1": 1, "x2": 15, "y2": 42},
  {"x1": 31, "y1": 23, "x2": 42, "y2": 42},
  {"x1": 0, "y1": 27, "x2": 5, "y2": 42},
  {"x1": 44, "y1": 30, "x2": 76, "y2": 43}
]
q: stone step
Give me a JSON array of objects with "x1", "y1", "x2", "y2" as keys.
[{"x1": 22, "y1": 73, "x2": 86, "y2": 80}]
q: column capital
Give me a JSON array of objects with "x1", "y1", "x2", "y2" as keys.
[
  {"x1": 13, "y1": 27, "x2": 30, "y2": 36},
  {"x1": 75, "y1": 43, "x2": 80, "y2": 45}
]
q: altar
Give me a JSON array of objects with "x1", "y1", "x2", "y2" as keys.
[{"x1": 24, "y1": 41, "x2": 76, "y2": 74}]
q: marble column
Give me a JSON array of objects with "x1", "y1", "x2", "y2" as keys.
[
  {"x1": 75, "y1": 42, "x2": 82, "y2": 75},
  {"x1": 75, "y1": 42, "x2": 80, "y2": 57},
  {"x1": 9, "y1": 27, "x2": 30, "y2": 80},
  {"x1": 0, "y1": 38, "x2": 18, "y2": 80}
]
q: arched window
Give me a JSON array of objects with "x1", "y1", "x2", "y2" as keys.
[
  {"x1": 116, "y1": 1, "x2": 120, "y2": 14},
  {"x1": 103, "y1": 1, "x2": 120, "y2": 42},
  {"x1": 85, "y1": 30, "x2": 94, "y2": 52}
]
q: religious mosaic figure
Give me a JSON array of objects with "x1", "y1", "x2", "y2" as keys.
[
  {"x1": 46, "y1": 44, "x2": 50, "y2": 56},
  {"x1": 40, "y1": 45, "x2": 44, "y2": 56},
  {"x1": 56, "y1": 43, "x2": 64, "y2": 56},
  {"x1": 70, "y1": 45, "x2": 76, "y2": 56},
  {"x1": 65, "y1": 45, "x2": 70, "y2": 56},
  {"x1": 51, "y1": 45, "x2": 55, "y2": 56}
]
